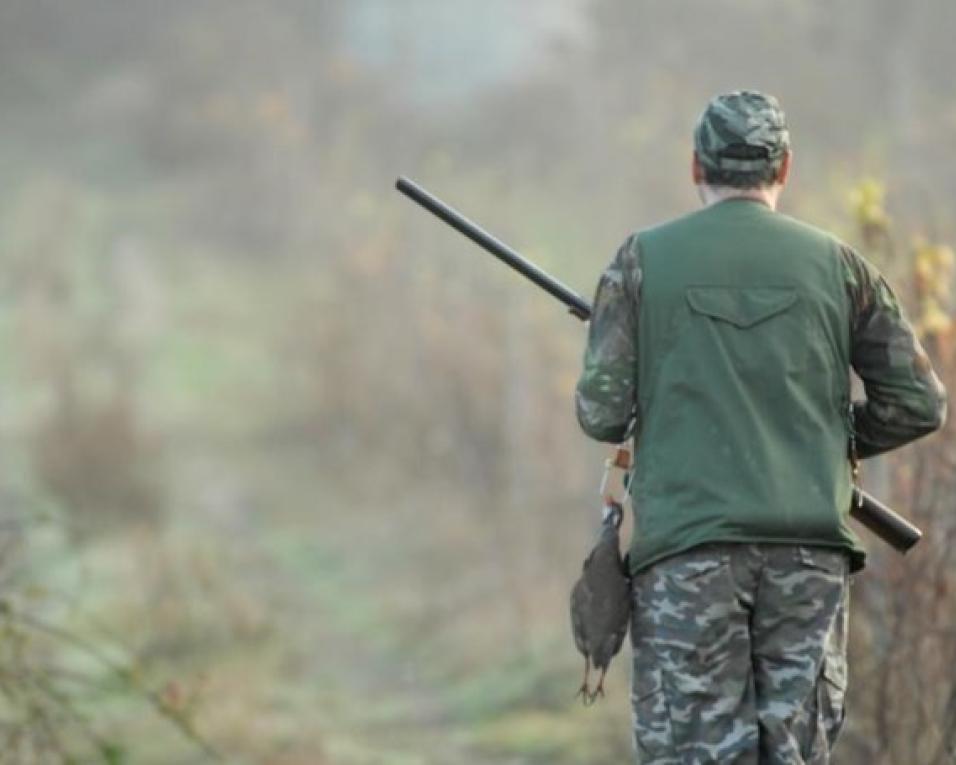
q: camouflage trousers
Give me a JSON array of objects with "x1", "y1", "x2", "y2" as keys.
[{"x1": 630, "y1": 543, "x2": 849, "y2": 764}]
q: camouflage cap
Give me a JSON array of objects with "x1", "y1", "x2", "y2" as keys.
[{"x1": 694, "y1": 90, "x2": 790, "y2": 172}]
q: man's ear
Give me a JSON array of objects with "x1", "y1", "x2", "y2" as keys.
[
  {"x1": 692, "y1": 152, "x2": 705, "y2": 184},
  {"x1": 776, "y1": 151, "x2": 792, "y2": 185}
]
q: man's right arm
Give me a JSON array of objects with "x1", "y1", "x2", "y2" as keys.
[
  {"x1": 841, "y1": 245, "x2": 948, "y2": 458},
  {"x1": 575, "y1": 235, "x2": 642, "y2": 443}
]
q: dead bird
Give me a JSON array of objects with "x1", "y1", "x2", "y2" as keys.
[{"x1": 570, "y1": 500, "x2": 632, "y2": 705}]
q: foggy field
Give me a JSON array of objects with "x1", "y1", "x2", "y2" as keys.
[{"x1": 0, "y1": 1, "x2": 953, "y2": 762}]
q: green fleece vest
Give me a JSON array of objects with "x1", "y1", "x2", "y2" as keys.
[{"x1": 630, "y1": 198, "x2": 865, "y2": 573}]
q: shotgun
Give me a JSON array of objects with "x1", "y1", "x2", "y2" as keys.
[{"x1": 395, "y1": 175, "x2": 923, "y2": 553}]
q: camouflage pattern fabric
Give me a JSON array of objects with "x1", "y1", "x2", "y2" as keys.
[
  {"x1": 630, "y1": 544, "x2": 849, "y2": 764},
  {"x1": 575, "y1": 237, "x2": 947, "y2": 455},
  {"x1": 840, "y1": 244, "x2": 949, "y2": 456},
  {"x1": 694, "y1": 91, "x2": 790, "y2": 172},
  {"x1": 574, "y1": 233, "x2": 641, "y2": 443}
]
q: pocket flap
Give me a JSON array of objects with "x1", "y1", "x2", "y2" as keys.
[
  {"x1": 686, "y1": 287, "x2": 798, "y2": 329},
  {"x1": 821, "y1": 654, "x2": 848, "y2": 691}
]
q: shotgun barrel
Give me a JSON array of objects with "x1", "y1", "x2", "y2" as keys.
[{"x1": 396, "y1": 177, "x2": 591, "y2": 319}]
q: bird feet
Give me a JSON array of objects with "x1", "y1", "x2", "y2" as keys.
[
  {"x1": 575, "y1": 682, "x2": 595, "y2": 706},
  {"x1": 574, "y1": 683, "x2": 605, "y2": 706},
  {"x1": 591, "y1": 671, "x2": 607, "y2": 701},
  {"x1": 575, "y1": 668, "x2": 607, "y2": 706}
]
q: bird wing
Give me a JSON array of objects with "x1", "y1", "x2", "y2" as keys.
[{"x1": 569, "y1": 577, "x2": 595, "y2": 655}]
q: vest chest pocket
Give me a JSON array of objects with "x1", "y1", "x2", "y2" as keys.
[{"x1": 684, "y1": 286, "x2": 809, "y2": 374}]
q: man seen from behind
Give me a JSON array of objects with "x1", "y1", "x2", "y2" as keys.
[{"x1": 575, "y1": 90, "x2": 947, "y2": 764}]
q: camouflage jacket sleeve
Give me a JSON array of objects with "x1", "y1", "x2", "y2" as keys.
[
  {"x1": 841, "y1": 245, "x2": 948, "y2": 459},
  {"x1": 575, "y1": 234, "x2": 642, "y2": 443}
]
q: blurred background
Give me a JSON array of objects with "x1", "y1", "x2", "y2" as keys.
[{"x1": 0, "y1": 1, "x2": 953, "y2": 762}]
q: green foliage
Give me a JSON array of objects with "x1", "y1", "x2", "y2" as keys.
[{"x1": 0, "y1": 547, "x2": 221, "y2": 762}]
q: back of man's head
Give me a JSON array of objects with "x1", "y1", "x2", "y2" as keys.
[{"x1": 694, "y1": 90, "x2": 790, "y2": 190}]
